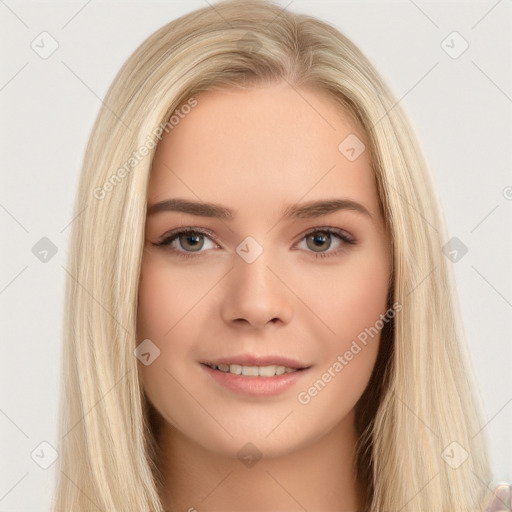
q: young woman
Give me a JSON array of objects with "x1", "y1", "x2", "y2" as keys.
[{"x1": 51, "y1": 0, "x2": 510, "y2": 510}]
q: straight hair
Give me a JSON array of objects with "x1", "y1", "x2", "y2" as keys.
[{"x1": 52, "y1": 1, "x2": 491, "y2": 509}]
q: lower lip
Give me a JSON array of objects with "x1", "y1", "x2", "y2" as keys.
[{"x1": 201, "y1": 364, "x2": 310, "y2": 397}]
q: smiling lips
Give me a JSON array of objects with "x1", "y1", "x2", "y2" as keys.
[
  {"x1": 202, "y1": 354, "x2": 310, "y2": 376},
  {"x1": 205, "y1": 362, "x2": 298, "y2": 377},
  {"x1": 200, "y1": 355, "x2": 311, "y2": 396}
]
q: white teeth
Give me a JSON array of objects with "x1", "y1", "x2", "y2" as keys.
[
  {"x1": 258, "y1": 365, "x2": 276, "y2": 377},
  {"x1": 208, "y1": 363, "x2": 299, "y2": 377},
  {"x1": 241, "y1": 365, "x2": 259, "y2": 376},
  {"x1": 229, "y1": 364, "x2": 242, "y2": 375}
]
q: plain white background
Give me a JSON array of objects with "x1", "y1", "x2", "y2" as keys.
[{"x1": 1, "y1": 1, "x2": 511, "y2": 510}]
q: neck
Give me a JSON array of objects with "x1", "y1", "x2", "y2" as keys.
[{"x1": 157, "y1": 410, "x2": 366, "y2": 512}]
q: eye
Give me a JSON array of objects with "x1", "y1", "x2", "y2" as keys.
[
  {"x1": 295, "y1": 227, "x2": 355, "y2": 259},
  {"x1": 152, "y1": 226, "x2": 356, "y2": 260},
  {"x1": 153, "y1": 228, "x2": 218, "y2": 258}
]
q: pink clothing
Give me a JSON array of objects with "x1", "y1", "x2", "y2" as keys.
[{"x1": 484, "y1": 483, "x2": 512, "y2": 511}]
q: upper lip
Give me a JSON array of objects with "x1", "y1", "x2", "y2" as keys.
[{"x1": 202, "y1": 354, "x2": 311, "y2": 370}]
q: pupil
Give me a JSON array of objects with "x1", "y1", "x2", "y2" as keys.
[
  {"x1": 181, "y1": 233, "x2": 203, "y2": 251},
  {"x1": 308, "y1": 232, "x2": 330, "y2": 252}
]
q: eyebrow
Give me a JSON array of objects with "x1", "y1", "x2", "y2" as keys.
[{"x1": 147, "y1": 197, "x2": 372, "y2": 220}]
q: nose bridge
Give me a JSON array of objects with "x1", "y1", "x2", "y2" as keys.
[
  {"x1": 220, "y1": 236, "x2": 293, "y2": 328},
  {"x1": 236, "y1": 247, "x2": 273, "y2": 293}
]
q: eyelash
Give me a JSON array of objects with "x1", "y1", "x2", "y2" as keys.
[{"x1": 152, "y1": 226, "x2": 356, "y2": 260}]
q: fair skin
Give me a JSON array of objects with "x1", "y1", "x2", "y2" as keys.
[{"x1": 137, "y1": 80, "x2": 392, "y2": 512}]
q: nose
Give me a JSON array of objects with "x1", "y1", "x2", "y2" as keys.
[{"x1": 219, "y1": 248, "x2": 294, "y2": 329}]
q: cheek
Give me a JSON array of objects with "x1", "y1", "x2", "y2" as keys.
[
  {"x1": 136, "y1": 256, "x2": 188, "y2": 383},
  {"x1": 303, "y1": 245, "x2": 391, "y2": 350},
  {"x1": 136, "y1": 257, "x2": 201, "y2": 426},
  {"x1": 137, "y1": 253, "x2": 206, "y2": 338},
  {"x1": 294, "y1": 244, "x2": 390, "y2": 409},
  {"x1": 339, "y1": 258, "x2": 390, "y2": 340},
  {"x1": 138, "y1": 256, "x2": 167, "y2": 338}
]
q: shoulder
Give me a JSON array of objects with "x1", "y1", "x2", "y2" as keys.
[{"x1": 484, "y1": 482, "x2": 511, "y2": 511}]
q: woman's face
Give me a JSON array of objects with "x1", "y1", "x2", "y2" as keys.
[{"x1": 137, "y1": 80, "x2": 392, "y2": 458}]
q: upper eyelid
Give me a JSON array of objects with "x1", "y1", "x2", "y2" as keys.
[
  {"x1": 155, "y1": 225, "x2": 354, "y2": 247},
  {"x1": 157, "y1": 226, "x2": 219, "y2": 245}
]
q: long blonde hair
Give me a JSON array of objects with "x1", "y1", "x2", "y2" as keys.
[{"x1": 52, "y1": 0, "x2": 491, "y2": 509}]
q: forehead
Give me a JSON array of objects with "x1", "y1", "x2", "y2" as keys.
[{"x1": 148, "y1": 81, "x2": 380, "y2": 220}]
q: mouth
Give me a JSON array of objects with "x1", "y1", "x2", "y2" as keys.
[
  {"x1": 199, "y1": 356, "x2": 311, "y2": 397},
  {"x1": 203, "y1": 362, "x2": 305, "y2": 377}
]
